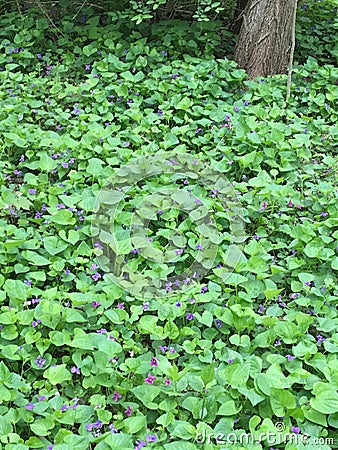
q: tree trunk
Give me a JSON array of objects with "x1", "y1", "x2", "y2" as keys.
[
  {"x1": 231, "y1": 0, "x2": 250, "y2": 34},
  {"x1": 234, "y1": 0, "x2": 297, "y2": 79}
]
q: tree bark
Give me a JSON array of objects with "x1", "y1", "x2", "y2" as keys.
[
  {"x1": 234, "y1": 0, "x2": 298, "y2": 79},
  {"x1": 231, "y1": 0, "x2": 250, "y2": 34}
]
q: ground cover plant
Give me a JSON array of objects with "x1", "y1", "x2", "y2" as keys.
[{"x1": 0, "y1": 0, "x2": 338, "y2": 448}]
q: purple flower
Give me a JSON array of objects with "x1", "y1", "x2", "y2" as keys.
[
  {"x1": 93, "y1": 420, "x2": 102, "y2": 429},
  {"x1": 234, "y1": 106, "x2": 239, "y2": 112},
  {"x1": 189, "y1": 297, "x2": 196, "y2": 304},
  {"x1": 112, "y1": 390, "x2": 122, "y2": 402},
  {"x1": 164, "y1": 378, "x2": 171, "y2": 385},
  {"x1": 57, "y1": 204, "x2": 65, "y2": 209},
  {"x1": 228, "y1": 359, "x2": 234, "y2": 364},
  {"x1": 25, "y1": 403, "x2": 35, "y2": 410},
  {"x1": 91, "y1": 272, "x2": 102, "y2": 281},
  {"x1": 243, "y1": 100, "x2": 250, "y2": 106},
  {"x1": 317, "y1": 334, "x2": 326, "y2": 345},
  {"x1": 32, "y1": 319, "x2": 41, "y2": 327},
  {"x1": 125, "y1": 405, "x2": 132, "y2": 416},
  {"x1": 157, "y1": 209, "x2": 163, "y2": 215},
  {"x1": 94, "y1": 241, "x2": 103, "y2": 249},
  {"x1": 274, "y1": 339, "x2": 282, "y2": 347},
  {"x1": 73, "y1": 108, "x2": 80, "y2": 115},
  {"x1": 183, "y1": 277, "x2": 191, "y2": 284},
  {"x1": 175, "y1": 248, "x2": 184, "y2": 255},
  {"x1": 24, "y1": 279, "x2": 32, "y2": 286},
  {"x1": 109, "y1": 423, "x2": 118, "y2": 433},
  {"x1": 123, "y1": 141, "x2": 130, "y2": 147},
  {"x1": 71, "y1": 366, "x2": 80, "y2": 374},
  {"x1": 35, "y1": 212, "x2": 42, "y2": 219},
  {"x1": 35, "y1": 355, "x2": 46, "y2": 367},
  {"x1": 143, "y1": 302, "x2": 150, "y2": 311},
  {"x1": 36, "y1": 395, "x2": 46, "y2": 401},
  {"x1": 169, "y1": 347, "x2": 176, "y2": 354},
  {"x1": 196, "y1": 243, "x2": 203, "y2": 250},
  {"x1": 146, "y1": 434, "x2": 157, "y2": 443},
  {"x1": 150, "y1": 357, "x2": 159, "y2": 366},
  {"x1": 260, "y1": 201, "x2": 267, "y2": 212},
  {"x1": 215, "y1": 319, "x2": 222, "y2": 328},
  {"x1": 61, "y1": 404, "x2": 68, "y2": 412},
  {"x1": 175, "y1": 302, "x2": 182, "y2": 307},
  {"x1": 144, "y1": 374, "x2": 156, "y2": 385},
  {"x1": 159, "y1": 345, "x2": 167, "y2": 352},
  {"x1": 289, "y1": 293, "x2": 300, "y2": 300},
  {"x1": 291, "y1": 426, "x2": 300, "y2": 434},
  {"x1": 195, "y1": 128, "x2": 202, "y2": 134},
  {"x1": 56, "y1": 124, "x2": 62, "y2": 131},
  {"x1": 258, "y1": 304, "x2": 264, "y2": 314},
  {"x1": 135, "y1": 440, "x2": 147, "y2": 450},
  {"x1": 92, "y1": 301, "x2": 101, "y2": 308},
  {"x1": 65, "y1": 268, "x2": 71, "y2": 275},
  {"x1": 286, "y1": 354, "x2": 295, "y2": 361},
  {"x1": 253, "y1": 235, "x2": 261, "y2": 240},
  {"x1": 172, "y1": 73, "x2": 179, "y2": 79},
  {"x1": 28, "y1": 188, "x2": 36, "y2": 195},
  {"x1": 116, "y1": 302, "x2": 125, "y2": 309},
  {"x1": 186, "y1": 313, "x2": 195, "y2": 321},
  {"x1": 85, "y1": 64, "x2": 91, "y2": 70},
  {"x1": 201, "y1": 286, "x2": 208, "y2": 294}
]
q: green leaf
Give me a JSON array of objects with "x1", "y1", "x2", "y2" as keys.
[
  {"x1": 50, "y1": 209, "x2": 76, "y2": 225},
  {"x1": 98, "y1": 433, "x2": 134, "y2": 449},
  {"x1": 30, "y1": 418, "x2": 54, "y2": 436},
  {"x1": 131, "y1": 385, "x2": 161, "y2": 409},
  {"x1": 196, "y1": 310, "x2": 213, "y2": 327},
  {"x1": 303, "y1": 407, "x2": 327, "y2": 427},
  {"x1": 170, "y1": 420, "x2": 196, "y2": 439},
  {"x1": 123, "y1": 415, "x2": 146, "y2": 434},
  {"x1": 22, "y1": 250, "x2": 50, "y2": 266},
  {"x1": 0, "y1": 416, "x2": 12, "y2": 435},
  {"x1": 217, "y1": 400, "x2": 241, "y2": 416},
  {"x1": 39, "y1": 153, "x2": 58, "y2": 171},
  {"x1": 201, "y1": 363, "x2": 215, "y2": 386},
  {"x1": 310, "y1": 383, "x2": 338, "y2": 414},
  {"x1": 43, "y1": 364, "x2": 71, "y2": 385},
  {"x1": 44, "y1": 236, "x2": 68, "y2": 255},
  {"x1": 230, "y1": 363, "x2": 250, "y2": 388},
  {"x1": 175, "y1": 97, "x2": 191, "y2": 110},
  {"x1": 69, "y1": 328, "x2": 94, "y2": 350},
  {"x1": 270, "y1": 388, "x2": 296, "y2": 416}
]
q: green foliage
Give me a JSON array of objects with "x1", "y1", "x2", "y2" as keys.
[{"x1": 0, "y1": 1, "x2": 337, "y2": 449}]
